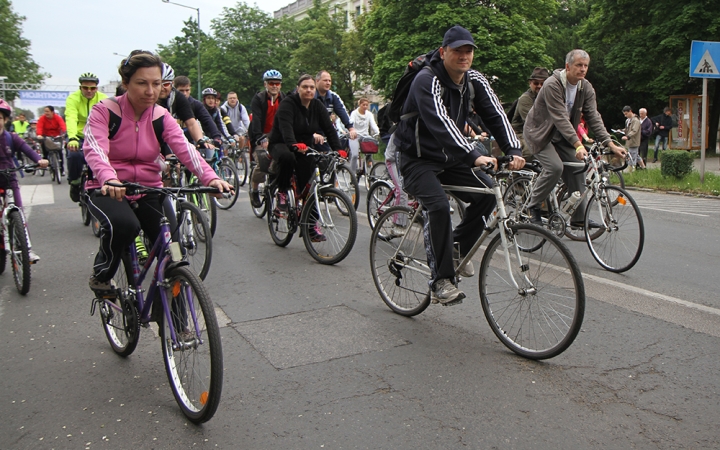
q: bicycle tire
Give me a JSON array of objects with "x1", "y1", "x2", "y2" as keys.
[
  {"x1": 8, "y1": 211, "x2": 31, "y2": 294},
  {"x1": 177, "y1": 201, "x2": 213, "y2": 280},
  {"x1": 368, "y1": 161, "x2": 388, "y2": 185},
  {"x1": 366, "y1": 180, "x2": 395, "y2": 230},
  {"x1": 49, "y1": 152, "x2": 58, "y2": 183},
  {"x1": 193, "y1": 192, "x2": 217, "y2": 237},
  {"x1": 235, "y1": 152, "x2": 248, "y2": 187},
  {"x1": 101, "y1": 252, "x2": 140, "y2": 357},
  {"x1": 301, "y1": 187, "x2": 357, "y2": 265},
  {"x1": 213, "y1": 162, "x2": 239, "y2": 210},
  {"x1": 0, "y1": 238, "x2": 5, "y2": 274},
  {"x1": 370, "y1": 206, "x2": 431, "y2": 316},
  {"x1": 267, "y1": 188, "x2": 295, "y2": 247},
  {"x1": 480, "y1": 223, "x2": 585, "y2": 360},
  {"x1": 502, "y1": 175, "x2": 534, "y2": 224},
  {"x1": 585, "y1": 185, "x2": 644, "y2": 273},
  {"x1": 334, "y1": 164, "x2": 359, "y2": 213},
  {"x1": 249, "y1": 166, "x2": 267, "y2": 218},
  {"x1": 160, "y1": 266, "x2": 223, "y2": 424}
]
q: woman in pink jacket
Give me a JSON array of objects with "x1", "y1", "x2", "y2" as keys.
[{"x1": 83, "y1": 50, "x2": 232, "y2": 295}]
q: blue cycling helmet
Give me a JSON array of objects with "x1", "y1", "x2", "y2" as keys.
[{"x1": 263, "y1": 70, "x2": 282, "y2": 81}]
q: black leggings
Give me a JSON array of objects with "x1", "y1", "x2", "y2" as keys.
[
  {"x1": 269, "y1": 143, "x2": 316, "y2": 192},
  {"x1": 87, "y1": 191, "x2": 177, "y2": 282}
]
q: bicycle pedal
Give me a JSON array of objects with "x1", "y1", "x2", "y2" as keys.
[{"x1": 441, "y1": 296, "x2": 464, "y2": 307}]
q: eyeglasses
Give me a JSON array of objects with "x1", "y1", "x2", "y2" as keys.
[
  {"x1": 530, "y1": 81, "x2": 544, "y2": 86},
  {"x1": 123, "y1": 49, "x2": 158, "y2": 66},
  {"x1": 80, "y1": 86, "x2": 98, "y2": 91},
  {"x1": 267, "y1": 81, "x2": 281, "y2": 87}
]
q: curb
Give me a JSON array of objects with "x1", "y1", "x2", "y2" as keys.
[{"x1": 624, "y1": 186, "x2": 720, "y2": 200}]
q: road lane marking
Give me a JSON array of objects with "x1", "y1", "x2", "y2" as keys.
[
  {"x1": 638, "y1": 207, "x2": 708, "y2": 217},
  {"x1": 583, "y1": 272, "x2": 720, "y2": 317}
]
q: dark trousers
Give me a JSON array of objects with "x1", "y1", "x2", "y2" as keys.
[
  {"x1": 399, "y1": 153, "x2": 495, "y2": 286},
  {"x1": 87, "y1": 191, "x2": 176, "y2": 282},
  {"x1": 66, "y1": 138, "x2": 85, "y2": 182},
  {"x1": 639, "y1": 137, "x2": 649, "y2": 164},
  {"x1": 269, "y1": 143, "x2": 316, "y2": 192}
]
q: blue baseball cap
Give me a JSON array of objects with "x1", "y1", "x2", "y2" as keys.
[{"x1": 442, "y1": 25, "x2": 477, "y2": 49}]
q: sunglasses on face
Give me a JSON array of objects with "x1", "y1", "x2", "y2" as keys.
[
  {"x1": 162, "y1": 81, "x2": 173, "y2": 87},
  {"x1": 267, "y1": 82, "x2": 281, "y2": 87},
  {"x1": 531, "y1": 81, "x2": 544, "y2": 86},
  {"x1": 80, "y1": 86, "x2": 98, "y2": 91}
]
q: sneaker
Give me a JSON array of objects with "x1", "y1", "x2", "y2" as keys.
[
  {"x1": 431, "y1": 279, "x2": 465, "y2": 305},
  {"x1": 250, "y1": 190, "x2": 262, "y2": 207},
  {"x1": 277, "y1": 192, "x2": 288, "y2": 212},
  {"x1": 389, "y1": 224, "x2": 406, "y2": 238},
  {"x1": 89, "y1": 275, "x2": 117, "y2": 297},
  {"x1": 29, "y1": 251, "x2": 41, "y2": 264},
  {"x1": 69, "y1": 184, "x2": 80, "y2": 203},
  {"x1": 309, "y1": 222, "x2": 327, "y2": 242},
  {"x1": 529, "y1": 206, "x2": 543, "y2": 225},
  {"x1": 134, "y1": 236, "x2": 149, "y2": 262},
  {"x1": 61, "y1": 170, "x2": 66, "y2": 178}
]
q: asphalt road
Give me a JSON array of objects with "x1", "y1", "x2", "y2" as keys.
[{"x1": 1, "y1": 174, "x2": 719, "y2": 449}]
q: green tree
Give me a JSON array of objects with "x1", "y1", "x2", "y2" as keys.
[
  {"x1": 580, "y1": 0, "x2": 720, "y2": 149},
  {"x1": 545, "y1": 0, "x2": 591, "y2": 69},
  {"x1": 205, "y1": 4, "x2": 300, "y2": 105},
  {"x1": 363, "y1": 0, "x2": 556, "y2": 102},
  {"x1": 0, "y1": 0, "x2": 47, "y2": 100},
  {"x1": 158, "y1": 18, "x2": 209, "y2": 98}
]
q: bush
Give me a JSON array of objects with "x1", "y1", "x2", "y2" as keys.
[{"x1": 660, "y1": 150, "x2": 694, "y2": 178}]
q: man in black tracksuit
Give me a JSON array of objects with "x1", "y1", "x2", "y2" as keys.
[{"x1": 394, "y1": 25, "x2": 525, "y2": 304}]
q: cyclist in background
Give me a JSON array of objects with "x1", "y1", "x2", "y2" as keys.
[
  {"x1": 36, "y1": 105, "x2": 67, "y2": 176},
  {"x1": 11, "y1": 113, "x2": 29, "y2": 135},
  {"x1": 157, "y1": 64, "x2": 207, "y2": 151},
  {"x1": 83, "y1": 50, "x2": 231, "y2": 296},
  {"x1": 65, "y1": 73, "x2": 108, "y2": 202},
  {"x1": 221, "y1": 91, "x2": 250, "y2": 149},
  {"x1": 0, "y1": 100, "x2": 49, "y2": 262},
  {"x1": 202, "y1": 88, "x2": 235, "y2": 143},
  {"x1": 268, "y1": 74, "x2": 342, "y2": 213},
  {"x1": 348, "y1": 97, "x2": 379, "y2": 175},
  {"x1": 173, "y1": 76, "x2": 221, "y2": 149},
  {"x1": 314, "y1": 70, "x2": 356, "y2": 151},
  {"x1": 248, "y1": 70, "x2": 286, "y2": 207}
]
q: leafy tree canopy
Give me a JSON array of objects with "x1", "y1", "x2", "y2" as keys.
[{"x1": 0, "y1": 0, "x2": 47, "y2": 100}]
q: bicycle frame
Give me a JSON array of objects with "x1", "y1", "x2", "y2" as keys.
[
  {"x1": 389, "y1": 170, "x2": 534, "y2": 292},
  {"x1": 0, "y1": 171, "x2": 34, "y2": 253}
]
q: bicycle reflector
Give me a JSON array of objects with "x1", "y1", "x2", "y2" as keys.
[
  {"x1": 617, "y1": 196, "x2": 627, "y2": 205},
  {"x1": 172, "y1": 280, "x2": 182, "y2": 297},
  {"x1": 200, "y1": 391, "x2": 209, "y2": 405}
]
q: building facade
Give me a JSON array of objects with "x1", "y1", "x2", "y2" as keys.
[{"x1": 274, "y1": 0, "x2": 372, "y2": 25}]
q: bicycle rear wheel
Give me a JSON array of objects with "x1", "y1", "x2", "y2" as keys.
[
  {"x1": 101, "y1": 253, "x2": 140, "y2": 357},
  {"x1": 177, "y1": 201, "x2": 213, "y2": 280},
  {"x1": 235, "y1": 151, "x2": 248, "y2": 187},
  {"x1": 160, "y1": 266, "x2": 223, "y2": 424},
  {"x1": 366, "y1": 180, "x2": 394, "y2": 229},
  {"x1": 301, "y1": 187, "x2": 357, "y2": 265},
  {"x1": 334, "y1": 164, "x2": 359, "y2": 213},
  {"x1": 249, "y1": 166, "x2": 267, "y2": 218},
  {"x1": 8, "y1": 211, "x2": 31, "y2": 294},
  {"x1": 585, "y1": 185, "x2": 644, "y2": 273},
  {"x1": 370, "y1": 206, "x2": 431, "y2": 316},
  {"x1": 480, "y1": 223, "x2": 584, "y2": 360},
  {"x1": 213, "y1": 162, "x2": 239, "y2": 210},
  {"x1": 368, "y1": 161, "x2": 388, "y2": 184},
  {"x1": 267, "y1": 188, "x2": 295, "y2": 247}
]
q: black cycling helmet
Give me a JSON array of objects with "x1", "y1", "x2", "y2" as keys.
[
  {"x1": 263, "y1": 70, "x2": 282, "y2": 81},
  {"x1": 79, "y1": 72, "x2": 99, "y2": 84},
  {"x1": 202, "y1": 87, "x2": 218, "y2": 98}
]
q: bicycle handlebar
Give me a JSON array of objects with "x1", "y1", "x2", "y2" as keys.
[{"x1": 106, "y1": 181, "x2": 223, "y2": 197}]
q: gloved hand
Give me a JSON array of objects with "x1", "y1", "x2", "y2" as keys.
[
  {"x1": 293, "y1": 143, "x2": 308, "y2": 152},
  {"x1": 67, "y1": 139, "x2": 80, "y2": 151}
]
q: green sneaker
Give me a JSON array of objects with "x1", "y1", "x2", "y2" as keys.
[{"x1": 135, "y1": 236, "x2": 149, "y2": 262}]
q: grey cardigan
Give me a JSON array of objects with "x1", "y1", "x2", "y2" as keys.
[{"x1": 523, "y1": 68, "x2": 611, "y2": 154}]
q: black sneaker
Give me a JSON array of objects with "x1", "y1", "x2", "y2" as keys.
[
  {"x1": 529, "y1": 206, "x2": 543, "y2": 225},
  {"x1": 250, "y1": 190, "x2": 262, "y2": 207},
  {"x1": 69, "y1": 184, "x2": 80, "y2": 203}
]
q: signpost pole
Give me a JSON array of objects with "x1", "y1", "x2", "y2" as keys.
[{"x1": 701, "y1": 78, "x2": 707, "y2": 183}]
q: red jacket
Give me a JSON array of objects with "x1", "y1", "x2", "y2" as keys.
[{"x1": 37, "y1": 113, "x2": 66, "y2": 137}]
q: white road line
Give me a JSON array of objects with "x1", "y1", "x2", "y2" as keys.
[
  {"x1": 583, "y1": 272, "x2": 720, "y2": 317},
  {"x1": 639, "y1": 206, "x2": 708, "y2": 217}
]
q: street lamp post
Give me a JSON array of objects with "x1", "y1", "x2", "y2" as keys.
[{"x1": 161, "y1": 0, "x2": 201, "y2": 95}]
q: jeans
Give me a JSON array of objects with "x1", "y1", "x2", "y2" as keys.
[
  {"x1": 66, "y1": 137, "x2": 85, "y2": 183},
  {"x1": 654, "y1": 135, "x2": 668, "y2": 160}
]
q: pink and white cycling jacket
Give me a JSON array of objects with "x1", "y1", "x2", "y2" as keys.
[{"x1": 83, "y1": 94, "x2": 217, "y2": 190}]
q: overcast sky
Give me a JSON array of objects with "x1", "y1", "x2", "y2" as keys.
[{"x1": 13, "y1": 0, "x2": 292, "y2": 89}]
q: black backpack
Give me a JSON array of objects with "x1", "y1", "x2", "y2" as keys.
[
  {"x1": 387, "y1": 50, "x2": 438, "y2": 124},
  {"x1": 505, "y1": 98, "x2": 519, "y2": 123}
]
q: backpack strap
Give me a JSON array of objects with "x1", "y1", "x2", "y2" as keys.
[{"x1": 101, "y1": 97, "x2": 165, "y2": 147}]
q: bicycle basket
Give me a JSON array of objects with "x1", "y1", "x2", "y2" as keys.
[
  {"x1": 45, "y1": 137, "x2": 62, "y2": 150},
  {"x1": 359, "y1": 138, "x2": 379, "y2": 154}
]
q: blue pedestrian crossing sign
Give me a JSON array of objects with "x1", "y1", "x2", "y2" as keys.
[{"x1": 690, "y1": 41, "x2": 720, "y2": 79}]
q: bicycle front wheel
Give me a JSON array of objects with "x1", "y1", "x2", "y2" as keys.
[
  {"x1": 585, "y1": 185, "x2": 644, "y2": 273},
  {"x1": 213, "y1": 162, "x2": 240, "y2": 210},
  {"x1": 235, "y1": 152, "x2": 248, "y2": 187},
  {"x1": 249, "y1": 166, "x2": 267, "y2": 218},
  {"x1": 177, "y1": 201, "x2": 213, "y2": 280},
  {"x1": 8, "y1": 211, "x2": 31, "y2": 295},
  {"x1": 267, "y1": 188, "x2": 295, "y2": 247},
  {"x1": 368, "y1": 161, "x2": 388, "y2": 184},
  {"x1": 334, "y1": 164, "x2": 359, "y2": 213},
  {"x1": 480, "y1": 223, "x2": 585, "y2": 359},
  {"x1": 366, "y1": 180, "x2": 394, "y2": 230},
  {"x1": 370, "y1": 206, "x2": 431, "y2": 316},
  {"x1": 301, "y1": 187, "x2": 357, "y2": 265},
  {"x1": 160, "y1": 266, "x2": 223, "y2": 424},
  {"x1": 102, "y1": 252, "x2": 140, "y2": 357},
  {"x1": 193, "y1": 192, "x2": 217, "y2": 237}
]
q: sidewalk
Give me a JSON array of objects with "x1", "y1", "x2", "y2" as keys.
[{"x1": 644, "y1": 152, "x2": 720, "y2": 175}]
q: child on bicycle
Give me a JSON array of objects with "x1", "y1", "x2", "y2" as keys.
[{"x1": 0, "y1": 100, "x2": 49, "y2": 263}]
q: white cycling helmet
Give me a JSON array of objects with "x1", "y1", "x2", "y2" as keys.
[{"x1": 162, "y1": 63, "x2": 175, "y2": 82}]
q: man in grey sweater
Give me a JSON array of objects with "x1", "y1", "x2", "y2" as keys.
[{"x1": 523, "y1": 49, "x2": 626, "y2": 227}]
